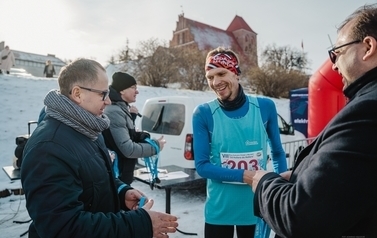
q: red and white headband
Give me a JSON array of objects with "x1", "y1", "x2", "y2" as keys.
[{"x1": 205, "y1": 53, "x2": 241, "y2": 75}]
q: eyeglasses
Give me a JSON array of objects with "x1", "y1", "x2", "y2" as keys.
[
  {"x1": 78, "y1": 86, "x2": 110, "y2": 101},
  {"x1": 328, "y1": 40, "x2": 361, "y2": 64}
]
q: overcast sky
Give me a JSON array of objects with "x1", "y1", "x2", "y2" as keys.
[{"x1": 1, "y1": 0, "x2": 372, "y2": 74}]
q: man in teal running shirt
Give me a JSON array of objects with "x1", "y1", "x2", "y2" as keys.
[{"x1": 193, "y1": 47, "x2": 287, "y2": 238}]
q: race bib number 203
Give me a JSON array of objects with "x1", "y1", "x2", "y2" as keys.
[{"x1": 220, "y1": 151, "x2": 263, "y2": 171}]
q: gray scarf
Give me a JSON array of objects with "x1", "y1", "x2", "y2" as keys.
[{"x1": 44, "y1": 89, "x2": 110, "y2": 140}]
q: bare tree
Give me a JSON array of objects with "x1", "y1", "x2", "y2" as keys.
[
  {"x1": 245, "y1": 44, "x2": 309, "y2": 98},
  {"x1": 107, "y1": 55, "x2": 116, "y2": 65},
  {"x1": 118, "y1": 39, "x2": 131, "y2": 63},
  {"x1": 174, "y1": 47, "x2": 208, "y2": 91},
  {"x1": 261, "y1": 44, "x2": 310, "y2": 72},
  {"x1": 248, "y1": 64, "x2": 308, "y2": 98},
  {"x1": 130, "y1": 38, "x2": 178, "y2": 87}
]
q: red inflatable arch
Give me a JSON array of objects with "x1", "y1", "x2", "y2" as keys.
[{"x1": 308, "y1": 59, "x2": 347, "y2": 138}]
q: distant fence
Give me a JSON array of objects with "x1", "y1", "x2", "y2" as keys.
[{"x1": 282, "y1": 137, "x2": 315, "y2": 169}]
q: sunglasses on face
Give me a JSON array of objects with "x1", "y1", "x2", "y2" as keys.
[
  {"x1": 328, "y1": 40, "x2": 361, "y2": 64},
  {"x1": 77, "y1": 86, "x2": 110, "y2": 101}
]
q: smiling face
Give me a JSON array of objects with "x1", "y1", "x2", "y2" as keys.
[
  {"x1": 205, "y1": 48, "x2": 241, "y2": 101},
  {"x1": 206, "y1": 67, "x2": 239, "y2": 101}
]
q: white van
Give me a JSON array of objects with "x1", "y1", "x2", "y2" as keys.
[{"x1": 137, "y1": 96, "x2": 307, "y2": 170}]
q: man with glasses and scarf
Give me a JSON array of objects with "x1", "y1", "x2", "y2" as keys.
[
  {"x1": 246, "y1": 4, "x2": 377, "y2": 237},
  {"x1": 21, "y1": 58, "x2": 178, "y2": 238}
]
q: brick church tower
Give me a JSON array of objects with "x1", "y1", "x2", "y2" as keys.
[{"x1": 170, "y1": 14, "x2": 258, "y2": 68}]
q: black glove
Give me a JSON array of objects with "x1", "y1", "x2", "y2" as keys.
[{"x1": 134, "y1": 131, "x2": 150, "y2": 142}]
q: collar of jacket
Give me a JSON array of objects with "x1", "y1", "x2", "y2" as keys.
[
  {"x1": 109, "y1": 86, "x2": 128, "y2": 105},
  {"x1": 344, "y1": 66, "x2": 377, "y2": 99},
  {"x1": 108, "y1": 86, "x2": 132, "y2": 119}
]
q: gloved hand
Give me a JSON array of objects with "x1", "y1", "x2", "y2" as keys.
[{"x1": 134, "y1": 131, "x2": 151, "y2": 142}]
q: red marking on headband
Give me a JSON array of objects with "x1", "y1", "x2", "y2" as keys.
[{"x1": 205, "y1": 53, "x2": 241, "y2": 75}]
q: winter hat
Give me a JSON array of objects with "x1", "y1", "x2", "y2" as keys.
[{"x1": 111, "y1": 72, "x2": 137, "y2": 93}]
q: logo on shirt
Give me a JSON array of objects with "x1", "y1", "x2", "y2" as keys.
[{"x1": 245, "y1": 140, "x2": 258, "y2": 146}]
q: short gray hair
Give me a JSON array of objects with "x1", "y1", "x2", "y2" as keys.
[{"x1": 58, "y1": 58, "x2": 105, "y2": 96}]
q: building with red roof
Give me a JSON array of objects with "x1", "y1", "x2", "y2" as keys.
[{"x1": 170, "y1": 14, "x2": 258, "y2": 68}]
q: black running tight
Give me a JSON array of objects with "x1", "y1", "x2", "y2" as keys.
[{"x1": 204, "y1": 223, "x2": 256, "y2": 238}]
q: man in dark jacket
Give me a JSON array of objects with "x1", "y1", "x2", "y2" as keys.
[
  {"x1": 43, "y1": 60, "x2": 56, "y2": 78},
  {"x1": 21, "y1": 58, "x2": 178, "y2": 238},
  {"x1": 244, "y1": 4, "x2": 377, "y2": 238}
]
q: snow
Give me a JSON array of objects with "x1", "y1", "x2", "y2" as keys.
[{"x1": 0, "y1": 73, "x2": 287, "y2": 237}]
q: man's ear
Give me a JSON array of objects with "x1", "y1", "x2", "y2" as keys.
[
  {"x1": 363, "y1": 36, "x2": 377, "y2": 61},
  {"x1": 70, "y1": 86, "x2": 82, "y2": 103}
]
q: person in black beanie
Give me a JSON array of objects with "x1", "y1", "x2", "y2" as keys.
[
  {"x1": 110, "y1": 72, "x2": 139, "y2": 122},
  {"x1": 103, "y1": 72, "x2": 166, "y2": 184}
]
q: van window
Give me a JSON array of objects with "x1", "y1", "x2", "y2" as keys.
[{"x1": 141, "y1": 103, "x2": 185, "y2": 136}]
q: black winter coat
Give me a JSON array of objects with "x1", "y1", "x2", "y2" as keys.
[
  {"x1": 43, "y1": 65, "x2": 55, "y2": 77},
  {"x1": 254, "y1": 67, "x2": 377, "y2": 238},
  {"x1": 21, "y1": 117, "x2": 153, "y2": 238}
]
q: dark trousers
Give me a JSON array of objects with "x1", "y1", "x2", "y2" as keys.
[{"x1": 205, "y1": 223, "x2": 255, "y2": 238}]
